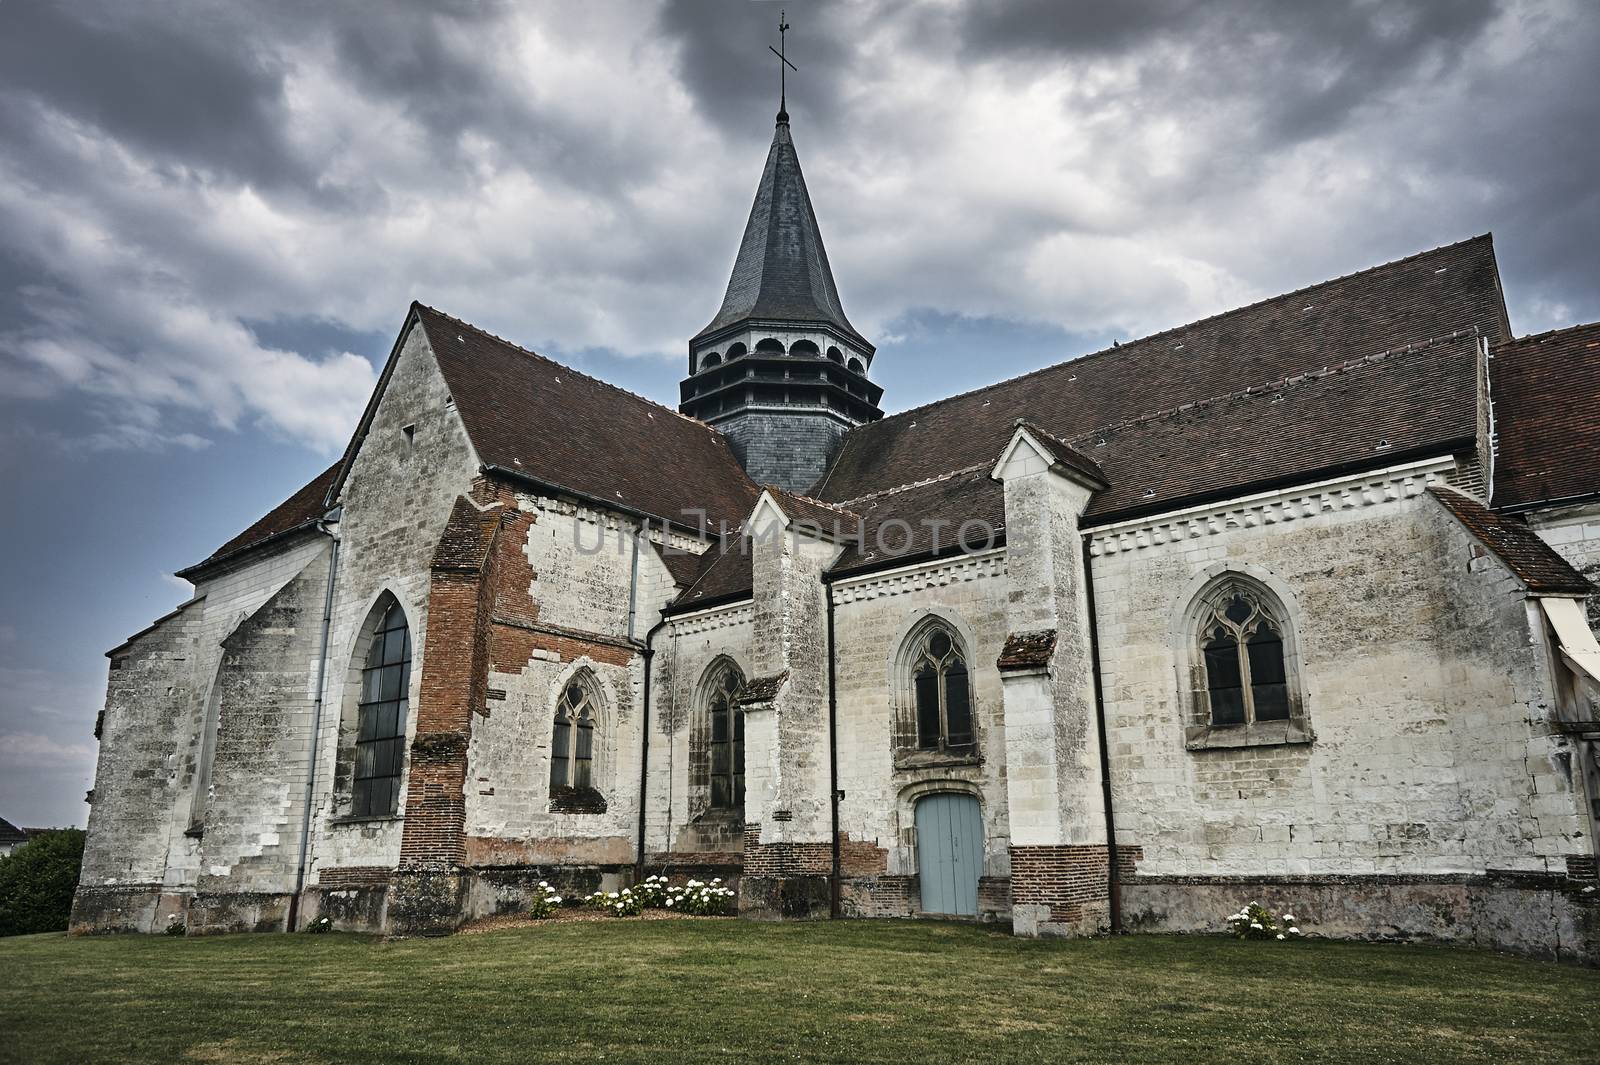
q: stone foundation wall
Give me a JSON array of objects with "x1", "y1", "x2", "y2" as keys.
[{"x1": 1122, "y1": 870, "x2": 1600, "y2": 963}]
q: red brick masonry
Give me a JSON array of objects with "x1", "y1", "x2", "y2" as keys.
[{"x1": 1010, "y1": 844, "x2": 1143, "y2": 924}]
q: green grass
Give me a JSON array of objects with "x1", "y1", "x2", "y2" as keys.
[{"x1": 4, "y1": 921, "x2": 1597, "y2": 1064}]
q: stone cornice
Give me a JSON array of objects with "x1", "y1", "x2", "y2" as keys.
[
  {"x1": 832, "y1": 549, "x2": 1006, "y2": 605},
  {"x1": 666, "y1": 600, "x2": 754, "y2": 636},
  {"x1": 1086, "y1": 456, "x2": 1457, "y2": 557}
]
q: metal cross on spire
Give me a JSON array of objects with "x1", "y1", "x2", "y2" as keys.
[{"x1": 769, "y1": 10, "x2": 796, "y2": 121}]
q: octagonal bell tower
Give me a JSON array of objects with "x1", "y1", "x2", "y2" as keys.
[{"x1": 679, "y1": 108, "x2": 883, "y2": 494}]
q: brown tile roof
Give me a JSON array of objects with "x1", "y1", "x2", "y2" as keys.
[
  {"x1": 1489, "y1": 321, "x2": 1600, "y2": 511},
  {"x1": 736, "y1": 670, "x2": 789, "y2": 706},
  {"x1": 1427, "y1": 486, "x2": 1593, "y2": 594},
  {"x1": 651, "y1": 541, "x2": 713, "y2": 590},
  {"x1": 1012, "y1": 422, "x2": 1108, "y2": 487},
  {"x1": 998, "y1": 630, "x2": 1056, "y2": 671},
  {"x1": 761, "y1": 485, "x2": 860, "y2": 537},
  {"x1": 431, "y1": 497, "x2": 504, "y2": 572},
  {"x1": 180, "y1": 463, "x2": 339, "y2": 575},
  {"x1": 1072, "y1": 333, "x2": 1480, "y2": 520},
  {"x1": 671, "y1": 541, "x2": 755, "y2": 612},
  {"x1": 815, "y1": 234, "x2": 1508, "y2": 506},
  {"x1": 415, "y1": 304, "x2": 758, "y2": 529}
]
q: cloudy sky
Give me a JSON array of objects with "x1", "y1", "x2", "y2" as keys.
[{"x1": 2, "y1": 0, "x2": 1598, "y2": 828}]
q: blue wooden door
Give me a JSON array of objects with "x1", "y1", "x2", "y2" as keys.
[{"x1": 915, "y1": 793, "x2": 983, "y2": 916}]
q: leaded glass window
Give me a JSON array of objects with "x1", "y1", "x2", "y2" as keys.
[
  {"x1": 354, "y1": 602, "x2": 409, "y2": 818},
  {"x1": 706, "y1": 665, "x2": 745, "y2": 811},
  {"x1": 550, "y1": 679, "x2": 598, "y2": 792},
  {"x1": 912, "y1": 625, "x2": 973, "y2": 751},
  {"x1": 1199, "y1": 589, "x2": 1291, "y2": 726}
]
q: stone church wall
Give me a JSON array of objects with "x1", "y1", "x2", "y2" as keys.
[
  {"x1": 458, "y1": 493, "x2": 685, "y2": 918},
  {"x1": 303, "y1": 325, "x2": 480, "y2": 914},
  {"x1": 1091, "y1": 473, "x2": 1595, "y2": 959},
  {"x1": 829, "y1": 552, "x2": 1014, "y2": 919},
  {"x1": 649, "y1": 600, "x2": 753, "y2": 875},
  {"x1": 73, "y1": 532, "x2": 330, "y2": 933},
  {"x1": 189, "y1": 549, "x2": 331, "y2": 933}
]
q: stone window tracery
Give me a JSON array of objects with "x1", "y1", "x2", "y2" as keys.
[
  {"x1": 911, "y1": 624, "x2": 973, "y2": 752},
  {"x1": 1180, "y1": 572, "x2": 1310, "y2": 749},
  {"x1": 549, "y1": 678, "x2": 598, "y2": 792}
]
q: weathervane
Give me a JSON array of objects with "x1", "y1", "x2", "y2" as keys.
[{"x1": 769, "y1": 10, "x2": 797, "y2": 121}]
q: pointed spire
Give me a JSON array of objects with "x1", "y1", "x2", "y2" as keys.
[{"x1": 692, "y1": 114, "x2": 866, "y2": 346}]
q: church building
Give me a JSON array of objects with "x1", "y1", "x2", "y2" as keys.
[{"x1": 72, "y1": 102, "x2": 1600, "y2": 960}]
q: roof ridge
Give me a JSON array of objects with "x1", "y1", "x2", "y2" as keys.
[
  {"x1": 1066, "y1": 329, "x2": 1480, "y2": 445},
  {"x1": 833, "y1": 462, "x2": 992, "y2": 505},
  {"x1": 1496, "y1": 320, "x2": 1600, "y2": 348},
  {"x1": 413, "y1": 302, "x2": 720, "y2": 436},
  {"x1": 766, "y1": 484, "x2": 860, "y2": 517},
  {"x1": 856, "y1": 233, "x2": 1495, "y2": 432}
]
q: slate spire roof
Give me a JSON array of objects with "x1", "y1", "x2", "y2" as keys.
[{"x1": 693, "y1": 114, "x2": 868, "y2": 348}]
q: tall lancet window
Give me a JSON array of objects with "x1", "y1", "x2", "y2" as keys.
[
  {"x1": 550, "y1": 678, "x2": 599, "y2": 793},
  {"x1": 912, "y1": 624, "x2": 973, "y2": 751},
  {"x1": 354, "y1": 601, "x2": 410, "y2": 817},
  {"x1": 706, "y1": 664, "x2": 746, "y2": 811}
]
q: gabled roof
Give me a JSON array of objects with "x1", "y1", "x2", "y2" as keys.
[
  {"x1": 1428, "y1": 486, "x2": 1593, "y2": 594},
  {"x1": 0, "y1": 818, "x2": 27, "y2": 845},
  {"x1": 1489, "y1": 321, "x2": 1600, "y2": 511},
  {"x1": 754, "y1": 484, "x2": 860, "y2": 537},
  {"x1": 815, "y1": 234, "x2": 1508, "y2": 506},
  {"x1": 179, "y1": 463, "x2": 339, "y2": 576},
  {"x1": 693, "y1": 116, "x2": 868, "y2": 349},
  {"x1": 416, "y1": 305, "x2": 759, "y2": 530}
]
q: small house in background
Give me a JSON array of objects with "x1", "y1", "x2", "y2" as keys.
[{"x1": 0, "y1": 819, "x2": 28, "y2": 858}]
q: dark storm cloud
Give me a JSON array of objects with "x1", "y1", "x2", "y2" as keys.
[
  {"x1": 955, "y1": 0, "x2": 1503, "y2": 146},
  {"x1": 0, "y1": 3, "x2": 310, "y2": 191},
  {"x1": 656, "y1": 0, "x2": 859, "y2": 140}
]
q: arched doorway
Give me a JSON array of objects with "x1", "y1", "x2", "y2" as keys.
[{"x1": 915, "y1": 793, "x2": 983, "y2": 916}]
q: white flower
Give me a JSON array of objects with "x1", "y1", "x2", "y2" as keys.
[
  {"x1": 607, "y1": 891, "x2": 619, "y2": 899},
  {"x1": 1250, "y1": 922, "x2": 1263, "y2": 929},
  {"x1": 552, "y1": 896, "x2": 563, "y2": 905},
  {"x1": 1281, "y1": 913, "x2": 1295, "y2": 921},
  {"x1": 538, "y1": 881, "x2": 548, "y2": 888},
  {"x1": 1289, "y1": 927, "x2": 1300, "y2": 934},
  {"x1": 665, "y1": 898, "x2": 674, "y2": 907},
  {"x1": 1276, "y1": 934, "x2": 1285, "y2": 940}
]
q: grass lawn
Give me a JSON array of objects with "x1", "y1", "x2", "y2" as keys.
[{"x1": 4, "y1": 920, "x2": 1598, "y2": 1064}]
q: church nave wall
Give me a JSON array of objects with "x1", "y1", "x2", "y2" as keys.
[
  {"x1": 1089, "y1": 467, "x2": 1592, "y2": 956},
  {"x1": 829, "y1": 551, "x2": 1013, "y2": 919}
]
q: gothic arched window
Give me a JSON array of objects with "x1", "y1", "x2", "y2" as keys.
[
  {"x1": 705, "y1": 663, "x2": 745, "y2": 810},
  {"x1": 911, "y1": 624, "x2": 973, "y2": 751},
  {"x1": 550, "y1": 676, "x2": 599, "y2": 793},
  {"x1": 1180, "y1": 572, "x2": 1309, "y2": 748},
  {"x1": 1200, "y1": 590, "x2": 1289, "y2": 725},
  {"x1": 354, "y1": 600, "x2": 410, "y2": 817}
]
